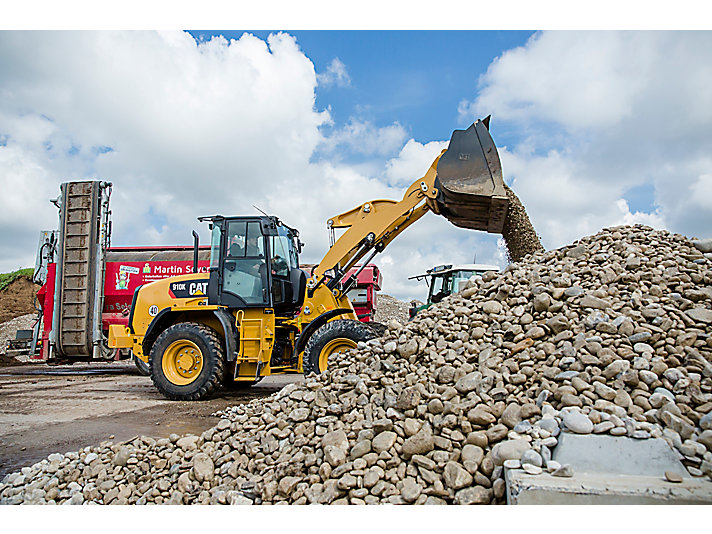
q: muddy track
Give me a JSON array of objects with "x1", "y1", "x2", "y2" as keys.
[{"x1": 0, "y1": 363, "x2": 299, "y2": 479}]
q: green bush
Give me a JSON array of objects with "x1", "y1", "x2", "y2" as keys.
[{"x1": 0, "y1": 268, "x2": 34, "y2": 291}]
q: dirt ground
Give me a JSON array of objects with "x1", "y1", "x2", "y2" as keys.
[
  {"x1": 0, "y1": 362, "x2": 301, "y2": 479},
  {"x1": 0, "y1": 277, "x2": 40, "y2": 324}
]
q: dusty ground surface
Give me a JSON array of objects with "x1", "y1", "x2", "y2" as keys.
[{"x1": 0, "y1": 362, "x2": 300, "y2": 479}]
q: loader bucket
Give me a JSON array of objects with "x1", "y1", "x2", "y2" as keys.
[{"x1": 429, "y1": 117, "x2": 509, "y2": 234}]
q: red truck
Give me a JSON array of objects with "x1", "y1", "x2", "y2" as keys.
[{"x1": 343, "y1": 264, "x2": 382, "y2": 323}]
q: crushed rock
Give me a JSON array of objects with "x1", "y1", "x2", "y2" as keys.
[{"x1": 2, "y1": 224, "x2": 712, "y2": 505}]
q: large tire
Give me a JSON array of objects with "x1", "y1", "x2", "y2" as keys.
[
  {"x1": 367, "y1": 321, "x2": 388, "y2": 337},
  {"x1": 303, "y1": 319, "x2": 375, "y2": 376},
  {"x1": 133, "y1": 353, "x2": 150, "y2": 376},
  {"x1": 149, "y1": 322, "x2": 225, "y2": 401}
]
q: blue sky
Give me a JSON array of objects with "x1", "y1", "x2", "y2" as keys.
[
  {"x1": 0, "y1": 29, "x2": 710, "y2": 300},
  {"x1": 192, "y1": 31, "x2": 535, "y2": 145}
]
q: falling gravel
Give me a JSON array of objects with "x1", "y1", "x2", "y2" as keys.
[
  {"x1": 502, "y1": 184, "x2": 544, "y2": 263},
  {"x1": 2, "y1": 224, "x2": 712, "y2": 505}
]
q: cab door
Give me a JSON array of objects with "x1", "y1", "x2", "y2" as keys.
[{"x1": 220, "y1": 220, "x2": 271, "y2": 308}]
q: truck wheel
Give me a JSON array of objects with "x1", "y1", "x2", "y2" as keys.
[
  {"x1": 133, "y1": 353, "x2": 150, "y2": 376},
  {"x1": 149, "y1": 322, "x2": 225, "y2": 401},
  {"x1": 303, "y1": 319, "x2": 375, "y2": 375}
]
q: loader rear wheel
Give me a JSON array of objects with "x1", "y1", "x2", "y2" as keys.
[
  {"x1": 303, "y1": 319, "x2": 375, "y2": 375},
  {"x1": 150, "y1": 322, "x2": 225, "y2": 401}
]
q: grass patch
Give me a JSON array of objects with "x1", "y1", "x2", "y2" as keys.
[{"x1": 0, "y1": 268, "x2": 34, "y2": 291}]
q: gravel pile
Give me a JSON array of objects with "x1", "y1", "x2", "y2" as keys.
[
  {"x1": 2, "y1": 224, "x2": 712, "y2": 505},
  {"x1": 374, "y1": 294, "x2": 412, "y2": 325},
  {"x1": 0, "y1": 313, "x2": 38, "y2": 365}
]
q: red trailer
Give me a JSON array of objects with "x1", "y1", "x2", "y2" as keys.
[{"x1": 35, "y1": 246, "x2": 210, "y2": 361}]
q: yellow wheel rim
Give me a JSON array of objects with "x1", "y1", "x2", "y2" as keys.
[
  {"x1": 319, "y1": 338, "x2": 357, "y2": 371},
  {"x1": 162, "y1": 339, "x2": 204, "y2": 386}
]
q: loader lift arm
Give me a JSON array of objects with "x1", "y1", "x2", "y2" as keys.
[{"x1": 307, "y1": 117, "x2": 509, "y2": 302}]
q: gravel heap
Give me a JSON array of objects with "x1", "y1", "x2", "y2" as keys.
[
  {"x1": 2, "y1": 224, "x2": 712, "y2": 505},
  {"x1": 0, "y1": 314, "x2": 38, "y2": 365},
  {"x1": 374, "y1": 294, "x2": 412, "y2": 325}
]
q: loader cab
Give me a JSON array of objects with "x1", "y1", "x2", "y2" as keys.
[{"x1": 200, "y1": 215, "x2": 306, "y2": 314}]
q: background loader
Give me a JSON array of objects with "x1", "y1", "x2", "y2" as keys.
[{"x1": 109, "y1": 117, "x2": 530, "y2": 400}]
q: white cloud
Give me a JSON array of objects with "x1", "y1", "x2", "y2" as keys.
[
  {"x1": 321, "y1": 118, "x2": 408, "y2": 158},
  {"x1": 383, "y1": 138, "x2": 448, "y2": 188},
  {"x1": 0, "y1": 30, "x2": 489, "y2": 302},
  {"x1": 317, "y1": 57, "x2": 351, "y2": 88},
  {"x1": 460, "y1": 31, "x2": 712, "y2": 246},
  {"x1": 0, "y1": 30, "x2": 327, "y2": 268}
]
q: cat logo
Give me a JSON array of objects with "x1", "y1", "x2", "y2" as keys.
[
  {"x1": 190, "y1": 282, "x2": 207, "y2": 296},
  {"x1": 169, "y1": 279, "x2": 210, "y2": 299}
]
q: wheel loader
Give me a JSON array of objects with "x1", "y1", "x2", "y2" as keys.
[{"x1": 109, "y1": 117, "x2": 513, "y2": 400}]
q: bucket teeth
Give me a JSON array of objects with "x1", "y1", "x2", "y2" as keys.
[{"x1": 429, "y1": 118, "x2": 509, "y2": 234}]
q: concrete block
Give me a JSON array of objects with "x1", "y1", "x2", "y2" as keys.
[{"x1": 553, "y1": 433, "x2": 689, "y2": 477}]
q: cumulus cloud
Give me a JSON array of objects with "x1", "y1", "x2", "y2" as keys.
[
  {"x1": 460, "y1": 31, "x2": 712, "y2": 246},
  {"x1": 321, "y1": 118, "x2": 408, "y2": 158},
  {"x1": 317, "y1": 57, "x2": 351, "y2": 88},
  {"x1": 0, "y1": 30, "x2": 485, "y2": 301},
  {"x1": 0, "y1": 31, "x2": 326, "y2": 268}
]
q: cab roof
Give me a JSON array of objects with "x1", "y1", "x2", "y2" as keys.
[{"x1": 408, "y1": 263, "x2": 499, "y2": 280}]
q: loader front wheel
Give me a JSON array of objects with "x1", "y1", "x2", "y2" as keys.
[
  {"x1": 303, "y1": 319, "x2": 375, "y2": 375},
  {"x1": 150, "y1": 322, "x2": 225, "y2": 401}
]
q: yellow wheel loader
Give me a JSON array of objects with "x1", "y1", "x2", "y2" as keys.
[{"x1": 109, "y1": 117, "x2": 515, "y2": 400}]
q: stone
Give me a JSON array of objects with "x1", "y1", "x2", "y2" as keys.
[
  {"x1": 503, "y1": 459, "x2": 521, "y2": 469},
  {"x1": 112, "y1": 447, "x2": 131, "y2": 467},
  {"x1": 454, "y1": 372, "x2": 480, "y2": 394},
  {"x1": 664, "y1": 471, "x2": 683, "y2": 483},
  {"x1": 402, "y1": 428, "x2": 434, "y2": 458},
  {"x1": 176, "y1": 435, "x2": 199, "y2": 451},
  {"x1": 522, "y1": 464, "x2": 542, "y2": 475},
  {"x1": 395, "y1": 388, "x2": 421, "y2": 411},
  {"x1": 685, "y1": 308, "x2": 712, "y2": 324},
  {"x1": 580, "y1": 295, "x2": 610, "y2": 310},
  {"x1": 372, "y1": 431, "x2": 397, "y2": 454},
  {"x1": 500, "y1": 404, "x2": 522, "y2": 429},
  {"x1": 322, "y1": 430, "x2": 349, "y2": 452},
  {"x1": 398, "y1": 339, "x2": 419, "y2": 358},
  {"x1": 468, "y1": 406, "x2": 496, "y2": 425},
  {"x1": 324, "y1": 445, "x2": 347, "y2": 467},
  {"x1": 562, "y1": 411, "x2": 593, "y2": 434},
  {"x1": 461, "y1": 444, "x2": 485, "y2": 467},
  {"x1": 443, "y1": 462, "x2": 473, "y2": 490},
  {"x1": 192, "y1": 453, "x2": 214, "y2": 483},
  {"x1": 454, "y1": 486, "x2": 491, "y2": 505},
  {"x1": 482, "y1": 301, "x2": 502, "y2": 314},
  {"x1": 290, "y1": 408, "x2": 310, "y2": 422},
  {"x1": 552, "y1": 464, "x2": 574, "y2": 477},
  {"x1": 520, "y1": 449, "x2": 543, "y2": 467},
  {"x1": 400, "y1": 478, "x2": 422, "y2": 503},
  {"x1": 491, "y1": 439, "x2": 531, "y2": 466}
]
